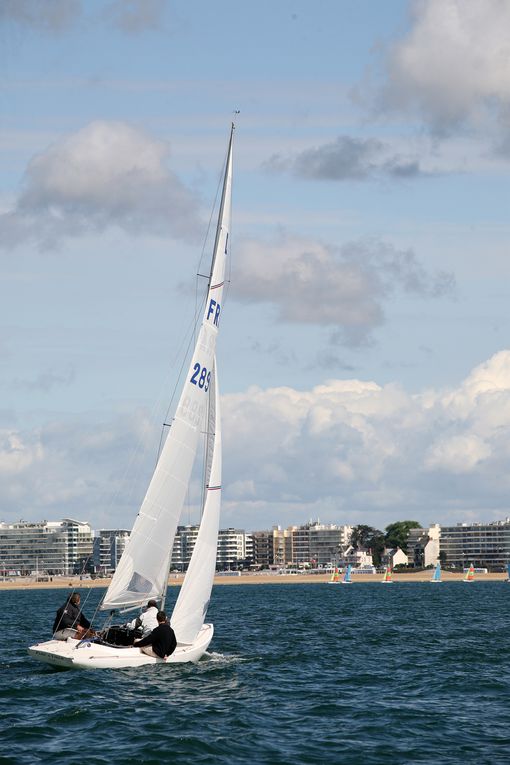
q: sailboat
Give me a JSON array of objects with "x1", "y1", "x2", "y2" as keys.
[
  {"x1": 28, "y1": 125, "x2": 234, "y2": 670},
  {"x1": 381, "y1": 566, "x2": 393, "y2": 583},
  {"x1": 506, "y1": 563, "x2": 510, "y2": 582},
  {"x1": 463, "y1": 563, "x2": 475, "y2": 582},
  {"x1": 328, "y1": 568, "x2": 340, "y2": 584},
  {"x1": 430, "y1": 562, "x2": 442, "y2": 583},
  {"x1": 342, "y1": 564, "x2": 352, "y2": 584}
]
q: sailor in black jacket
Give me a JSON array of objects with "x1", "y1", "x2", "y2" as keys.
[
  {"x1": 53, "y1": 593, "x2": 92, "y2": 639},
  {"x1": 134, "y1": 611, "x2": 177, "y2": 660}
]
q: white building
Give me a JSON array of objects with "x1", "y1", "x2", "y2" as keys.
[
  {"x1": 439, "y1": 519, "x2": 510, "y2": 569},
  {"x1": 383, "y1": 547, "x2": 408, "y2": 567},
  {"x1": 217, "y1": 528, "x2": 252, "y2": 569},
  {"x1": 344, "y1": 547, "x2": 374, "y2": 569},
  {"x1": 290, "y1": 521, "x2": 353, "y2": 567},
  {"x1": 0, "y1": 518, "x2": 93, "y2": 576},
  {"x1": 93, "y1": 529, "x2": 130, "y2": 574},
  {"x1": 171, "y1": 525, "x2": 252, "y2": 571},
  {"x1": 407, "y1": 524, "x2": 440, "y2": 567},
  {"x1": 171, "y1": 525, "x2": 200, "y2": 571}
]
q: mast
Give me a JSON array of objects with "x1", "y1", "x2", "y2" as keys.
[{"x1": 210, "y1": 123, "x2": 235, "y2": 286}]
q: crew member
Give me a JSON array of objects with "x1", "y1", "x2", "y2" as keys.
[
  {"x1": 126, "y1": 599, "x2": 159, "y2": 637},
  {"x1": 134, "y1": 611, "x2": 176, "y2": 660},
  {"x1": 53, "y1": 592, "x2": 93, "y2": 640}
]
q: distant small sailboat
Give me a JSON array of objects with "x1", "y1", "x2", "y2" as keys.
[
  {"x1": 342, "y1": 564, "x2": 352, "y2": 584},
  {"x1": 506, "y1": 563, "x2": 510, "y2": 582},
  {"x1": 463, "y1": 563, "x2": 475, "y2": 582},
  {"x1": 430, "y1": 562, "x2": 442, "y2": 583},
  {"x1": 381, "y1": 566, "x2": 393, "y2": 583},
  {"x1": 328, "y1": 568, "x2": 340, "y2": 584}
]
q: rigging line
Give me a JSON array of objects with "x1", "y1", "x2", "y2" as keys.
[{"x1": 196, "y1": 147, "x2": 224, "y2": 286}]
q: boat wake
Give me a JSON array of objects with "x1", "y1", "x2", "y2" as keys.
[{"x1": 202, "y1": 651, "x2": 245, "y2": 665}]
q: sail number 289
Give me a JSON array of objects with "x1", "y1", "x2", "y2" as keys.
[{"x1": 190, "y1": 363, "x2": 211, "y2": 392}]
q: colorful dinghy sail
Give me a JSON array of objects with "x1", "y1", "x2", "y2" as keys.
[{"x1": 463, "y1": 563, "x2": 475, "y2": 582}]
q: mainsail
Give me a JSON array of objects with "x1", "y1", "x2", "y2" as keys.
[
  {"x1": 101, "y1": 127, "x2": 234, "y2": 611},
  {"x1": 170, "y1": 360, "x2": 221, "y2": 644}
]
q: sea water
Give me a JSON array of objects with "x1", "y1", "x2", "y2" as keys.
[{"x1": 2, "y1": 582, "x2": 510, "y2": 765}]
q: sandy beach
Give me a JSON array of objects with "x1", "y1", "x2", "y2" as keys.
[{"x1": 0, "y1": 570, "x2": 507, "y2": 591}]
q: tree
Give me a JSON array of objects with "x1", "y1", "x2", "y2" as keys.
[
  {"x1": 350, "y1": 525, "x2": 385, "y2": 566},
  {"x1": 351, "y1": 525, "x2": 378, "y2": 550},
  {"x1": 384, "y1": 521, "x2": 421, "y2": 554},
  {"x1": 367, "y1": 532, "x2": 385, "y2": 567}
]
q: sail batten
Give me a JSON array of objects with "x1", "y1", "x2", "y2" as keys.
[{"x1": 101, "y1": 127, "x2": 233, "y2": 613}]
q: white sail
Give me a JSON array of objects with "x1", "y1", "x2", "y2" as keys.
[
  {"x1": 171, "y1": 360, "x2": 221, "y2": 644},
  {"x1": 101, "y1": 128, "x2": 233, "y2": 611}
]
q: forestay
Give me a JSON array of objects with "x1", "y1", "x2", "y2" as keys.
[{"x1": 101, "y1": 128, "x2": 233, "y2": 611}]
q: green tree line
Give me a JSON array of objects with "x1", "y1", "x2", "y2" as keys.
[{"x1": 350, "y1": 520, "x2": 421, "y2": 566}]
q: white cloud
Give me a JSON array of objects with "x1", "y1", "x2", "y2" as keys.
[
  {"x1": 0, "y1": 121, "x2": 202, "y2": 249},
  {"x1": 425, "y1": 434, "x2": 491, "y2": 473},
  {"x1": 3, "y1": 351, "x2": 510, "y2": 531},
  {"x1": 378, "y1": 0, "x2": 510, "y2": 139},
  {"x1": 233, "y1": 233, "x2": 454, "y2": 345},
  {"x1": 221, "y1": 350, "x2": 510, "y2": 527},
  {"x1": 0, "y1": 411, "x2": 155, "y2": 527},
  {"x1": 0, "y1": 431, "x2": 43, "y2": 475}
]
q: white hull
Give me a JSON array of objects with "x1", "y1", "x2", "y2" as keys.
[{"x1": 28, "y1": 623, "x2": 213, "y2": 670}]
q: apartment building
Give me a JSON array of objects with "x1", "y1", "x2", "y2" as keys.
[
  {"x1": 289, "y1": 521, "x2": 353, "y2": 567},
  {"x1": 170, "y1": 525, "x2": 253, "y2": 571},
  {"x1": 0, "y1": 518, "x2": 93, "y2": 576},
  {"x1": 217, "y1": 528, "x2": 253, "y2": 570},
  {"x1": 93, "y1": 529, "x2": 130, "y2": 575},
  {"x1": 439, "y1": 519, "x2": 510, "y2": 569},
  {"x1": 252, "y1": 526, "x2": 293, "y2": 568}
]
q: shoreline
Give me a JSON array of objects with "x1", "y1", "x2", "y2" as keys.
[{"x1": 0, "y1": 570, "x2": 507, "y2": 591}]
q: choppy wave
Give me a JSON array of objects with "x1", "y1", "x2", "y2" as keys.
[{"x1": 2, "y1": 582, "x2": 510, "y2": 763}]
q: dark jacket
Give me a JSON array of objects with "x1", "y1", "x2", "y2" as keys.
[
  {"x1": 136, "y1": 623, "x2": 177, "y2": 659},
  {"x1": 53, "y1": 598, "x2": 91, "y2": 633}
]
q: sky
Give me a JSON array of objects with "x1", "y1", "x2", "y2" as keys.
[{"x1": 2, "y1": 0, "x2": 510, "y2": 534}]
